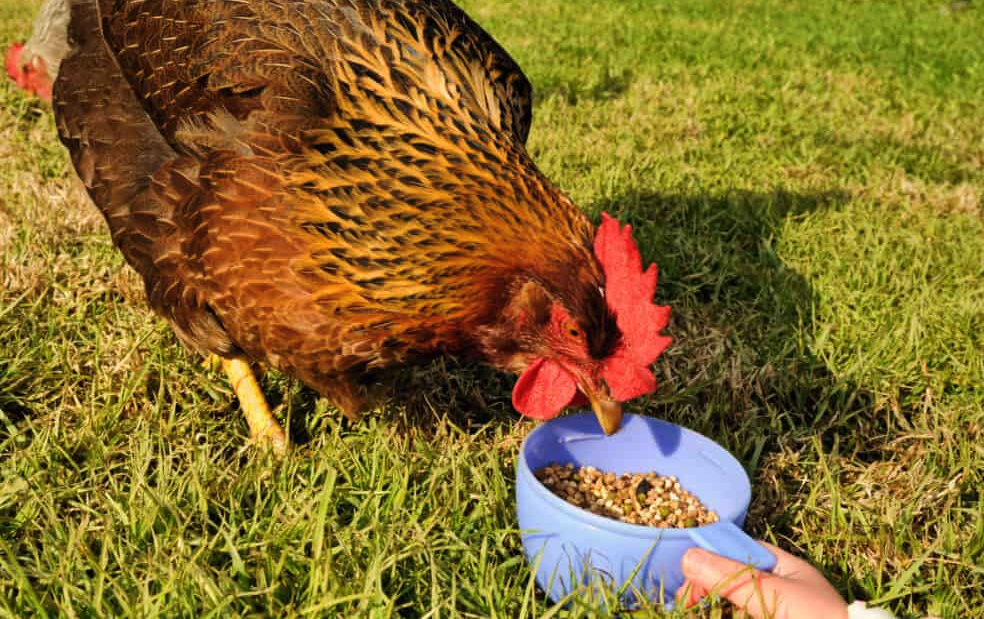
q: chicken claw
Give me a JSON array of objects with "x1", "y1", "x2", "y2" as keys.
[{"x1": 220, "y1": 357, "x2": 287, "y2": 454}]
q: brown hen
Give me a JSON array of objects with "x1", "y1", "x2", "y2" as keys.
[{"x1": 53, "y1": 0, "x2": 672, "y2": 452}]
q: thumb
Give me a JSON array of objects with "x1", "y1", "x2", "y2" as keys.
[{"x1": 682, "y1": 548, "x2": 780, "y2": 618}]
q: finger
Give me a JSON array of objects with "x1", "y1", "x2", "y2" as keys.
[
  {"x1": 682, "y1": 547, "x2": 764, "y2": 588},
  {"x1": 682, "y1": 548, "x2": 782, "y2": 618}
]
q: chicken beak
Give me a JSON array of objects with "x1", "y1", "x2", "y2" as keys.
[{"x1": 585, "y1": 384, "x2": 623, "y2": 436}]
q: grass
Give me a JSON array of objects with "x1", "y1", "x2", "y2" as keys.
[{"x1": 1, "y1": 0, "x2": 983, "y2": 616}]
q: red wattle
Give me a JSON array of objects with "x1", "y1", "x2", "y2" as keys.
[{"x1": 512, "y1": 357, "x2": 578, "y2": 420}]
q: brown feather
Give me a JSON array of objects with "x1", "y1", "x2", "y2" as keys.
[{"x1": 54, "y1": 0, "x2": 617, "y2": 418}]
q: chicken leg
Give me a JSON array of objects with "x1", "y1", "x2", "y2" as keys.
[{"x1": 219, "y1": 356, "x2": 287, "y2": 454}]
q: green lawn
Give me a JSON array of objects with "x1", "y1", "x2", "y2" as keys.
[{"x1": 2, "y1": 0, "x2": 983, "y2": 617}]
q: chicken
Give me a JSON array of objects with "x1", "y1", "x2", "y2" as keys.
[
  {"x1": 52, "y1": 0, "x2": 672, "y2": 452},
  {"x1": 4, "y1": 0, "x2": 71, "y2": 101}
]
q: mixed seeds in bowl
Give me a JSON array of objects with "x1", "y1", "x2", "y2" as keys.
[{"x1": 533, "y1": 463, "x2": 719, "y2": 528}]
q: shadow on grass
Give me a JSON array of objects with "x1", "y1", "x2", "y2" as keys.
[
  {"x1": 271, "y1": 356, "x2": 519, "y2": 446},
  {"x1": 598, "y1": 187, "x2": 897, "y2": 441},
  {"x1": 591, "y1": 187, "x2": 870, "y2": 425}
]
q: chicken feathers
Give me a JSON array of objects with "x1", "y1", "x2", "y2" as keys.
[{"x1": 54, "y1": 0, "x2": 670, "y2": 434}]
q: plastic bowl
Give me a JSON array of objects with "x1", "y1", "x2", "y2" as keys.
[{"x1": 516, "y1": 412, "x2": 775, "y2": 606}]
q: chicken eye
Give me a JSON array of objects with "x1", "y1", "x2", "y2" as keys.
[{"x1": 564, "y1": 322, "x2": 580, "y2": 338}]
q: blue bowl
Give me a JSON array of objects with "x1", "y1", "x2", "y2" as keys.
[{"x1": 516, "y1": 412, "x2": 776, "y2": 606}]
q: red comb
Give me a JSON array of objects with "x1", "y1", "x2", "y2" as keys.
[
  {"x1": 5, "y1": 43, "x2": 26, "y2": 86},
  {"x1": 595, "y1": 212, "x2": 671, "y2": 401}
]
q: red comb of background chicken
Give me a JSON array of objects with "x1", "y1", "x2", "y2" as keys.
[
  {"x1": 594, "y1": 212, "x2": 672, "y2": 401},
  {"x1": 4, "y1": 42, "x2": 25, "y2": 85},
  {"x1": 511, "y1": 213, "x2": 671, "y2": 421},
  {"x1": 5, "y1": 42, "x2": 53, "y2": 101}
]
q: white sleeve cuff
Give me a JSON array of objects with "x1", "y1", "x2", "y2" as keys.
[{"x1": 847, "y1": 601, "x2": 898, "y2": 619}]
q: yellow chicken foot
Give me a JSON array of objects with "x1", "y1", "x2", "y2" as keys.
[{"x1": 219, "y1": 357, "x2": 287, "y2": 454}]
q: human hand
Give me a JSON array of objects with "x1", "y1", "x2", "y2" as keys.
[{"x1": 677, "y1": 541, "x2": 848, "y2": 619}]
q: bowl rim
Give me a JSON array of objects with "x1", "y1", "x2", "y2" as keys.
[{"x1": 516, "y1": 412, "x2": 752, "y2": 539}]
